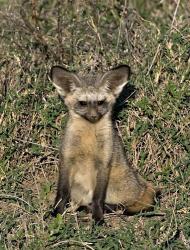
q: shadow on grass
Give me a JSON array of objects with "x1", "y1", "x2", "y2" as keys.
[{"x1": 112, "y1": 82, "x2": 137, "y2": 120}]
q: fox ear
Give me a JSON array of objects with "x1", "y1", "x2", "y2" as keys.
[
  {"x1": 101, "y1": 65, "x2": 130, "y2": 97},
  {"x1": 50, "y1": 66, "x2": 81, "y2": 96}
]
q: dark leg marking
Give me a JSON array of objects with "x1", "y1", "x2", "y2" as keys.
[
  {"x1": 51, "y1": 167, "x2": 70, "y2": 217},
  {"x1": 92, "y1": 161, "x2": 110, "y2": 224}
]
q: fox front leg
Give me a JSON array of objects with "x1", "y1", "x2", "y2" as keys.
[
  {"x1": 92, "y1": 164, "x2": 110, "y2": 224},
  {"x1": 52, "y1": 167, "x2": 70, "y2": 216}
]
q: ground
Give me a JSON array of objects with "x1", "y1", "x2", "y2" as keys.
[{"x1": 0, "y1": 0, "x2": 190, "y2": 249}]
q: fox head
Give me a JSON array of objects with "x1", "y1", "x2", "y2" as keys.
[{"x1": 50, "y1": 65, "x2": 130, "y2": 123}]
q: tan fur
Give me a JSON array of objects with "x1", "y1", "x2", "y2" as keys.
[
  {"x1": 62, "y1": 113, "x2": 113, "y2": 207},
  {"x1": 50, "y1": 65, "x2": 158, "y2": 221}
]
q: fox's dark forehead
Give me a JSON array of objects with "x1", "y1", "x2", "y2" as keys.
[
  {"x1": 78, "y1": 74, "x2": 103, "y2": 88},
  {"x1": 72, "y1": 74, "x2": 110, "y2": 101}
]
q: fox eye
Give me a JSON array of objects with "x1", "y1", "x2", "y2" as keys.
[
  {"x1": 79, "y1": 101, "x2": 87, "y2": 106},
  {"x1": 97, "y1": 100, "x2": 105, "y2": 105}
]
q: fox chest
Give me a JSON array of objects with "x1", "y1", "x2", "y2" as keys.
[
  {"x1": 62, "y1": 127, "x2": 112, "y2": 206},
  {"x1": 64, "y1": 127, "x2": 112, "y2": 163}
]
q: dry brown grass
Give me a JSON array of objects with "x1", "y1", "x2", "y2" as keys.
[{"x1": 0, "y1": 0, "x2": 190, "y2": 249}]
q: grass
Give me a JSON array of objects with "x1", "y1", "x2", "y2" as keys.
[{"x1": 0, "y1": 0, "x2": 190, "y2": 249}]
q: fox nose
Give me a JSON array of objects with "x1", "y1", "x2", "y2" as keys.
[
  {"x1": 91, "y1": 115, "x2": 97, "y2": 121},
  {"x1": 88, "y1": 113, "x2": 98, "y2": 123},
  {"x1": 87, "y1": 107, "x2": 99, "y2": 122}
]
